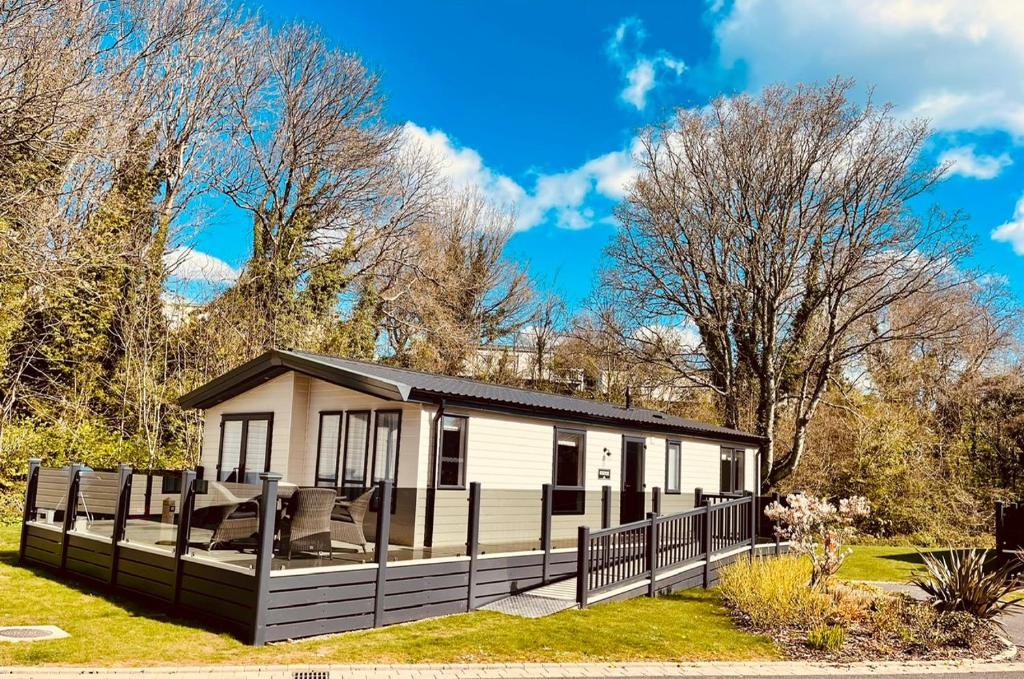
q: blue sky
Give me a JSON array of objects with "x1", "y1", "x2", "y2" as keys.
[{"x1": 179, "y1": 0, "x2": 1024, "y2": 309}]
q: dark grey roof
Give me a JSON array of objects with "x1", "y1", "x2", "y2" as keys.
[{"x1": 178, "y1": 349, "x2": 763, "y2": 445}]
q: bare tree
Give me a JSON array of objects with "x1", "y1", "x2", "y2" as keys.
[
  {"x1": 381, "y1": 189, "x2": 535, "y2": 374},
  {"x1": 212, "y1": 22, "x2": 434, "y2": 358},
  {"x1": 603, "y1": 79, "x2": 974, "y2": 487}
]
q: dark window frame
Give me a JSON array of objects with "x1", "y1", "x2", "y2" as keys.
[
  {"x1": 314, "y1": 411, "x2": 344, "y2": 488},
  {"x1": 719, "y1": 447, "x2": 746, "y2": 493},
  {"x1": 341, "y1": 410, "x2": 372, "y2": 491},
  {"x1": 370, "y1": 409, "x2": 403, "y2": 486},
  {"x1": 552, "y1": 427, "x2": 587, "y2": 516},
  {"x1": 552, "y1": 427, "x2": 586, "y2": 490},
  {"x1": 217, "y1": 412, "x2": 274, "y2": 483},
  {"x1": 436, "y1": 414, "x2": 468, "y2": 491},
  {"x1": 665, "y1": 439, "x2": 682, "y2": 494}
]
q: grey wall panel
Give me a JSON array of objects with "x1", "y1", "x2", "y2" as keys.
[
  {"x1": 115, "y1": 546, "x2": 175, "y2": 601},
  {"x1": 266, "y1": 567, "x2": 377, "y2": 592},
  {"x1": 23, "y1": 526, "x2": 61, "y2": 567},
  {"x1": 384, "y1": 571, "x2": 468, "y2": 595},
  {"x1": 264, "y1": 613, "x2": 375, "y2": 643},
  {"x1": 381, "y1": 600, "x2": 467, "y2": 626},
  {"x1": 267, "y1": 582, "x2": 376, "y2": 608},
  {"x1": 178, "y1": 589, "x2": 253, "y2": 627},
  {"x1": 265, "y1": 597, "x2": 375, "y2": 626}
]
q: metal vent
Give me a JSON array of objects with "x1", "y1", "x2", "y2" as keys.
[
  {"x1": 293, "y1": 672, "x2": 331, "y2": 679},
  {"x1": 0, "y1": 626, "x2": 69, "y2": 643},
  {"x1": 0, "y1": 629, "x2": 49, "y2": 639}
]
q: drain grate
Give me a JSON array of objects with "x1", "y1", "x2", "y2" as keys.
[
  {"x1": 293, "y1": 672, "x2": 331, "y2": 679},
  {"x1": 0, "y1": 626, "x2": 70, "y2": 643},
  {"x1": 0, "y1": 628, "x2": 50, "y2": 639}
]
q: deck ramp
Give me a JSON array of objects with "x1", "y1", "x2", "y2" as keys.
[{"x1": 479, "y1": 577, "x2": 578, "y2": 618}]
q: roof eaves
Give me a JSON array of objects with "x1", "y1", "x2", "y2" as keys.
[
  {"x1": 410, "y1": 389, "x2": 764, "y2": 445},
  {"x1": 178, "y1": 350, "x2": 412, "y2": 410}
]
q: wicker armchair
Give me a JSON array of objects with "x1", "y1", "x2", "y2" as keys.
[
  {"x1": 190, "y1": 482, "x2": 261, "y2": 549},
  {"x1": 278, "y1": 488, "x2": 337, "y2": 560},
  {"x1": 330, "y1": 488, "x2": 374, "y2": 552}
]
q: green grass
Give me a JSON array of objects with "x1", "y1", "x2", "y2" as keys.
[
  {"x1": 839, "y1": 546, "x2": 963, "y2": 582},
  {"x1": 0, "y1": 525, "x2": 778, "y2": 666}
]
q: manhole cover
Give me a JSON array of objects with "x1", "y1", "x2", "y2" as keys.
[
  {"x1": 0, "y1": 626, "x2": 69, "y2": 642},
  {"x1": 0, "y1": 628, "x2": 50, "y2": 639}
]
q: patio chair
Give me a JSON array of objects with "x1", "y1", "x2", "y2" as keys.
[
  {"x1": 278, "y1": 488, "x2": 337, "y2": 560},
  {"x1": 330, "y1": 488, "x2": 374, "y2": 552},
  {"x1": 190, "y1": 482, "x2": 260, "y2": 549}
]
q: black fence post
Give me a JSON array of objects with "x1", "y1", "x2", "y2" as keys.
[
  {"x1": 694, "y1": 487, "x2": 703, "y2": 509},
  {"x1": 467, "y1": 481, "x2": 481, "y2": 611},
  {"x1": 701, "y1": 502, "x2": 712, "y2": 589},
  {"x1": 251, "y1": 472, "x2": 280, "y2": 647},
  {"x1": 109, "y1": 464, "x2": 132, "y2": 585},
  {"x1": 19, "y1": 458, "x2": 41, "y2": 564},
  {"x1": 576, "y1": 525, "x2": 590, "y2": 608},
  {"x1": 995, "y1": 499, "x2": 1003, "y2": 553},
  {"x1": 652, "y1": 486, "x2": 662, "y2": 515},
  {"x1": 646, "y1": 511, "x2": 658, "y2": 597},
  {"x1": 601, "y1": 485, "x2": 611, "y2": 529},
  {"x1": 540, "y1": 483, "x2": 552, "y2": 584},
  {"x1": 172, "y1": 469, "x2": 196, "y2": 607},
  {"x1": 59, "y1": 463, "x2": 82, "y2": 573},
  {"x1": 373, "y1": 480, "x2": 393, "y2": 628}
]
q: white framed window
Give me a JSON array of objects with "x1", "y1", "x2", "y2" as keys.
[{"x1": 666, "y1": 440, "x2": 682, "y2": 494}]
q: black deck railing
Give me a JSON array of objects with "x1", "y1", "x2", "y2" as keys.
[{"x1": 576, "y1": 493, "x2": 767, "y2": 606}]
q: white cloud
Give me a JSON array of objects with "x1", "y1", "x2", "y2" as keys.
[
  {"x1": 608, "y1": 18, "x2": 686, "y2": 111},
  {"x1": 401, "y1": 122, "x2": 526, "y2": 210},
  {"x1": 163, "y1": 246, "x2": 238, "y2": 284},
  {"x1": 622, "y1": 60, "x2": 656, "y2": 110},
  {"x1": 713, "y1": 0, "x2": 1024, "y2": 136},
  {"x1": 992, "y1": 194, "x2": 1024, "y2": 255},
  {"x1": 402, "y1": 121, "x2": 639, "y2": 232},
  {"x1": 937, "y1": 145, "x2": 1012, "y2": 180}
]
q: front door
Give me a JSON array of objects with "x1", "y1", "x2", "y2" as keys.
[{"x1": 620, "y1": 436, "x2": 646, "y2": 523}]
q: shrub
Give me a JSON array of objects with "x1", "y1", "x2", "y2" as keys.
[
  {"x1": 764, "y1": 493, "x2": 871, "y2": 587},
  {"x1": 869, "y1": 594, "x2": 987, "y2": 650},
  {"x1": 807, "y1": 624, "x2": 846, "y2": 652},
  {"x1": 718, "y1": 555, "x2": 832, "y2": 629},
  {"x1": 912, "y1": 549, "x2": 1021, "y2": 619}
]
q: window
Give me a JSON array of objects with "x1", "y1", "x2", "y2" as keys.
[
  {"x1": 553, "y1": 428, "x2": 586, "y2": 515},
  {"x1": 371, "y1": 410, "x2": 401, "y2": 485},
  {"x1": 217, "y1": 413, "x2": 273, "y2": 483},
  {"x1": 341, "y1": 411, "x2": 370, "y2": 492},
  {"x1": 553, "y1": 428, "x2": 585, "y2": 488},
  {"x1": 666, "y1": 440, "x2": 682, "y2": 494},
  {"x1": 437, "y1": 415, "x2": 467, "y2": 489},
  {"x1": 315, "y1": 413, "x2": 343, "y2": 487},
  {"x1": 720, "y1": 448, "x2": 746, "y2": 493}
]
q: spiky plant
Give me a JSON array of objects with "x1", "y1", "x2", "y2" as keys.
[{"x1": 912, "y1": 549, "x2": 1022, "y2": 619}]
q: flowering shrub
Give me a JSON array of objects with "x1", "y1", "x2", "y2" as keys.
[{"x1": 765, "y1": 494, "x2": 871, "y2": 587}]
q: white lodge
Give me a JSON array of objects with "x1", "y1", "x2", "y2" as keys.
[{"x1": 180, "y1": 349, "x2": 762, "y2": 551}]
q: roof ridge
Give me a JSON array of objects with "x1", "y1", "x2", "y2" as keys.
[
  {"x1": 286, "y1": 347, "x2": 634, "y2": 406},
  {"x1": 283, "y1": 348, "x2": 725, "y2": 429}
]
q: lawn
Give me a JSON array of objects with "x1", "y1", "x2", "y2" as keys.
[
  {"x1": 0, "y1": 524, "x2": 778, "y2": 667},
  {"x1": 839, "y1": 545, "x2": 956, "y2": 582}
]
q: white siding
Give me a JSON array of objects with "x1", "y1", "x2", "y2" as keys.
[
  {"x1": 300, "y1": 378, "x2": 424, "y2": 489},
  {"x1": 200, "y1": 372, "x2": 297, "y2": 480}
]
